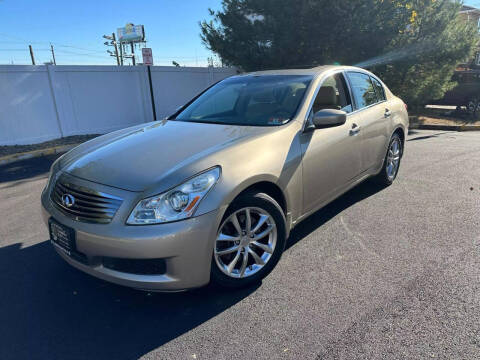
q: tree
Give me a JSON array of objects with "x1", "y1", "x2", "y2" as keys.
[{"x1": 200, "y1": 0, "x2": 479, "y2": 107}]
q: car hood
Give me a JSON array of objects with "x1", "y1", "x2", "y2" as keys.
[{"x1": 60, "y1": 120, "x2": 273, "y2": 192}]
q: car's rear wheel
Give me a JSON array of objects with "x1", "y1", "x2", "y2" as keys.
[
  {"x1": 374, "y1": 133, "x2": 403, "y2": 186},
  {"x1": 210, "y1": 192, "x2": 286, "y2": 288}
]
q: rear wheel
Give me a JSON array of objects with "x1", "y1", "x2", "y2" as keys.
[
  {"x1": 374, "y1": 133, "x2": 403, "y2": 186},
  {"x1": 211, "y1": 192, "x2": 286, "y2": 288},
  {"x1": 467, "y1": 98, "x2": 480, "y2": 118}
]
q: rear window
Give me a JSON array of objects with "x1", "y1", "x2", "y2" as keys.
[{"x1": 371, "y1": 77, "x2": 386, "y2": 102}]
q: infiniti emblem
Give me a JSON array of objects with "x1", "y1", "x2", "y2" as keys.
[{"x1": 61, "y1": 194, "x2": 75, "y2": 208}]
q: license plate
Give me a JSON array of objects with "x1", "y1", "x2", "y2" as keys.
[{"x1": 49, "y1": 218, "x2": 76, "y2": 255}]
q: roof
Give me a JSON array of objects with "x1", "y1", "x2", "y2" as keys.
[
  {"x1": 243, "y1": 65, "x2": 364, "y2": 77},
  {"x1": 460, "y1": 5, "x2": 480, "y2": 14},
  {"x1": 248, "y1": 65, "x2": 335, "y2": 76}
]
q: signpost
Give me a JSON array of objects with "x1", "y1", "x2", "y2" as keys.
[
  {"x1": 142, "y1": 48, "x2": 153, "y2": 65},
  {"x1": 143, "y1": 47, "x2": 156, "y2": 120},
  {"x1": 105, "y1": 24, "x2": 156, "y2": 119}
]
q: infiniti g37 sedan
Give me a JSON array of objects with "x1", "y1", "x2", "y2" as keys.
[{"x1": 41, "y1": 66, "x2": 408, "y2": 291}]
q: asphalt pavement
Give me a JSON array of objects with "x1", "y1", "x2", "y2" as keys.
[{"x1": 0, "y1": 130, "x2": 479, "y2": 360}]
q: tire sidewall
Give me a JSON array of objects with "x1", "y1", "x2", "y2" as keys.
[
  {"x1": 378, "y1": 133, "x2": 403, "y2": 185},
  {"x1": 210, "y1": 192, "x2": 287, "y2": 288}
]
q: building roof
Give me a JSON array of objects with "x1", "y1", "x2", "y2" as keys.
[{"x1": 460, "y1": 5, "x2": 480, "y2": 14}]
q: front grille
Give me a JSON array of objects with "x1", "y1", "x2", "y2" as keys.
[{"x1": 50, "y1": 176, "x2": 123, "y2": 224}]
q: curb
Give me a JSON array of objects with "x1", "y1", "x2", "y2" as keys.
[
  {"x1": 409, "y1": 124, "x2": 480, "y2": 132},
  {"x1": 0, "y1": 144, "x2": 78, "y2": 167}
]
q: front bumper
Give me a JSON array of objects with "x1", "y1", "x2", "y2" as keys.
[{"x1": 41, "y1": 174, "x2": 223, "y2": 291}]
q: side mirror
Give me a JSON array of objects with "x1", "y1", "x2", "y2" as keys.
[{"x1": 311, "y1": 109, "x2": 347, "y2": 129}]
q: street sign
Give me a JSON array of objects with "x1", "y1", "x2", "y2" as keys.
[{"x1": 142, "y1": 48, "x2": 153, "y2": 65}]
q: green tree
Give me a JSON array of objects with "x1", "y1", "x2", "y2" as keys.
[{"x1": 200, "y1": 0, "x2": 479, "y2": 107}]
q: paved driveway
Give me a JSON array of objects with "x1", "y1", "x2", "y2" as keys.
[{"x1": 0, "y1": 130, "x2": 479, "y2": 360}]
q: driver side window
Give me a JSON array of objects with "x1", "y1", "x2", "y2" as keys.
[{"x1": 312, "y1": 73, "x2": 353, "y2": 114}]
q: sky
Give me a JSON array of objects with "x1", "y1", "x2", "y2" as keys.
[
  {"x1": 0, "y1": 0, "x2": 223, "y2": 66},
  {"x1": 0, "y1": 0, "x2": 479, "y2": 66}
]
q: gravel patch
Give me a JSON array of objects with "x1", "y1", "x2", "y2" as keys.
[{"x1": 418, "y1": 115, "x2": 480, "y2": 126}]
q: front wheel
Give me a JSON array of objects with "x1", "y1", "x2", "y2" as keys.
[
  {"x1": 374, "y1": 133, "x2": 403, "y2": 186},
  {"x1": 210, "y1": 192, "x2": 287, "y2": 288}
]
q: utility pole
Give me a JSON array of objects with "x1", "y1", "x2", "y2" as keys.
[
  {"x1": 130, "y1": 42, "x2": 136, "y2": 66},
  {"x1": 29, "y1": 45, "x2": 35, "y2": 65},
  {"x1": 50, "y1": 44, "x2": 56, "y2": 65},
  {"x1": 119, "y1": 42, "x2": 123, "y2": 65},
  {"x1": 112, "y1": 33, "x2": 120, "y2": 66},
  {"x1": 103, "y1": 33, "x2": 121, "y2": 65}
]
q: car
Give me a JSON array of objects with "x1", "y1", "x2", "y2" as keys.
[
  {"x1": 41, "y1": 65, "x2": 408, "y2": 291},
  {"x1": 432, "y1": 69, "x2": 480, "y2": 117}
]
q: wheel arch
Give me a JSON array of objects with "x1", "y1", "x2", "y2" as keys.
[
  {"x1": 230, "y1": 180, "x2": 288, "y2": 217},
  {"x1": 392, "y1": 126, "x2": 405, "y2": 147}
]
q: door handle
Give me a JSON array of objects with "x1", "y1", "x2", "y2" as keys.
[
  {"x1": 384, "y1": 109, "x2": 392, "y2": 118},
  {"x1": 349, "y1": 123, "x2": 361, "y2": 136}
]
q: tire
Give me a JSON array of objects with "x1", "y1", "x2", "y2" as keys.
[
  {"x1": 467, "y1": 98, "x2": 480, "y2": 117},
  {"x1": 374, "y1": 133, "x2": 403, "y2": 186},
  {"x1": 210, "y1": 191, "x2": 287, "y2": 289}
]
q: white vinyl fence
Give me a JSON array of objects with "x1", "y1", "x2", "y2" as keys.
[{"x1": 0, "y1": 65, "x2": 237, "y2": 146}]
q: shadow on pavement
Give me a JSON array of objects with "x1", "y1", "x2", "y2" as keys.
[
  {"x1": 287, "y1": 179, "x2": 386, "y2": 250},
  {"x1": 0, "y1": 241, "x2": 260, "y2": 360},
  {"x1": 0, "y1": 160, "x2": 386, "y2": 359},
  {"x1": 407, "y1": 132, "x2": 450, "y2": 142}
]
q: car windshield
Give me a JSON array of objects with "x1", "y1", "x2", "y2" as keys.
[{"x1": 174, "y1": 75, "x2": 312, "y2": 126}]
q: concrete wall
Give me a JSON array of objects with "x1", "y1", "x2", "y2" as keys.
[{"x1": 0, "y1": 65, "x2": 237, "y2": 146}]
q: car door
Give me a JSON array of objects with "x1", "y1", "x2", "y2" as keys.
[
  {"x1": 300, "y1": 72, "x2": 364, "y2": 214},
  {"x1": 346, "y1": 72, "x2": 390, "y2": 171}
]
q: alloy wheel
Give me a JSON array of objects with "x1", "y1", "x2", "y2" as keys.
[
  {"x1": 467, "y1": 99, "x2": 480, "y2": 115},
  {"x1": 214, "y1": 207, "x2": 277, "y2": 278},
  {"x1": 386, "y1": 138, "x2": 401, "y2": 180}
]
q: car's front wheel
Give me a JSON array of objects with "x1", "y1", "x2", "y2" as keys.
[{"x1": 210, "y1": 192, "x2": 287, "y2": 288}]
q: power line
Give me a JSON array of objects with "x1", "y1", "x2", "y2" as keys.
[
  {"x1": 56, "y1": 44, "x2": 107, "y2": 54},
  {"x1": 0, "y1": 48, "x2": 50, "y2": 51},
  {"x1": 0, "y1": 33, "x2": 107, "y2": 55},
  {"x1": 55, "y1": 50, "x2": 111, "y2": 59}
]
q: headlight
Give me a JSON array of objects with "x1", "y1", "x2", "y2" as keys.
[{"x1": 126, "y1": 167, "x2": 221, "y2": 225}]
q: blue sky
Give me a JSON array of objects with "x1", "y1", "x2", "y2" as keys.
[
  {"x1": 0, "y1": 0, "x2": 478, "y2": 66},
  {"x1": 0, "y1": 0, "x2": 223, "y2": 65}
]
